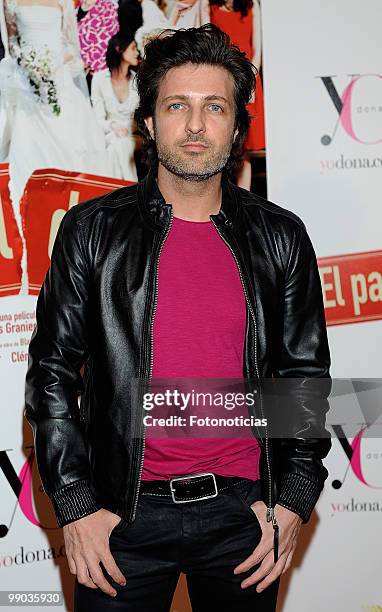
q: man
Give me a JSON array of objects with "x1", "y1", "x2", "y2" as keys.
[{"x1": 24, "y1": 24, "x2": 331, "y2": 611}]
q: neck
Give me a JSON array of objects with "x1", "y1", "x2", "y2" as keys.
[
  {"x1": 156, "y1": 163, "x2": 223, "y2": 221},
  {"x1": 112, "y1": 61, "x2": 130, "y2": 79}
]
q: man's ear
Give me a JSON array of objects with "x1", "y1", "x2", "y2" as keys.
[
  {"x1": 234, "y1": 127, "x2": 239, "y2": 141},
  {"x1": 144, "y1": 117, "x2": 154, "y2": 140}
]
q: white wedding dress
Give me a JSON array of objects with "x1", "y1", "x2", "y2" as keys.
[
  {"x1": 0, "y1": 0, "x2": 111, "y2": 292},
  {"x1": 91, "y1": 68, "x2": 140, "y2": 182}
]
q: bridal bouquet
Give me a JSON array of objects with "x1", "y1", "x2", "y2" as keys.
[{"x1": 14, "y1": 43, "x2": 61, "y2": 116}]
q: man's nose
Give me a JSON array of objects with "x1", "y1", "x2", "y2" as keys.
[{"x1": 185, "y1": 106, "x2": 206, "y2": 134}]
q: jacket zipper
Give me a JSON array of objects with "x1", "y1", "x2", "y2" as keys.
[
  {"x1": 210, "y1": 217, "x2": 279, "y2": 561},
  {"x1": 129, "y1": 207, "x2": 174, "y2": 521}
]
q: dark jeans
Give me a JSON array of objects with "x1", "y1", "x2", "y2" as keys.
[{"x1": 74, "y1": 478, "x2": 280, "y2": 611}]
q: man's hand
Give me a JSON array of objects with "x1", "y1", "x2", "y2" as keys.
[
  {"x1": 63, "y1": 508, "x2": 127, "y2": 598},
  {"x1": 233, "y1": 501, "x2": 303, "y2": 592}
]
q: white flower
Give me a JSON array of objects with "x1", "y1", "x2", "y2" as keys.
[{"x1": 17, "y1": 42, "x2": 61, "y2": 115}]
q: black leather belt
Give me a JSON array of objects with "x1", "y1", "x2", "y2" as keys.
[{"x1": 139, "y1": 472, "x2": 249, "y2": 503}]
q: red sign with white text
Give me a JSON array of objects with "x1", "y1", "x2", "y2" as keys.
[
  {"x1": 0, "y1": 164, "x2": 23, "y2": 296},
  {"x1": 19, "y1": 168, "x2": 134, "y2": 295},
  {"x1": 318, "y1": 250, "x2": 382, "y2": 325}
]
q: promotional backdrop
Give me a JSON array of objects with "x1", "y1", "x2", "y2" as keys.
[
  {"x1": 0, "y1": 0, "x2": 381, "y2": 610},
  {"x1": 261, "y1": 1, "x2": 382, "y2": 610}
]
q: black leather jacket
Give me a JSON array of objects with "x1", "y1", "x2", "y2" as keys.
[{"x1": 24, "y1": 166, "x2": 332, "y2": 556}]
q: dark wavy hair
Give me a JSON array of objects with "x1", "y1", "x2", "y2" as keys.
[
  {"x1": 209, "y1": 0, "x2": 253, "y2": 19},
  {"x1": 133, "y1": 23, "x2": 257, "y2": 178},
  {"x1": 106, "y1": 32, "x2": 138, "y2": 75}
]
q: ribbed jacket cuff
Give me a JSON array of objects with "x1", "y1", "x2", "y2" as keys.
[
  {"x1": 276, "y1": 472, "x2": 323, "y2": 524},
  {"x1": 50, "y1": 479, "x2": 102, "y2": 528}
]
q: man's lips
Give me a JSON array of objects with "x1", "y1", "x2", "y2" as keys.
[{"x1": 181, "y1": 143, "x2": 208, "y2": 150}]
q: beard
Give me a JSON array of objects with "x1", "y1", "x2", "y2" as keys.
[{"x1": 153, "y1": 123, "x2": 235, "y2": 182}]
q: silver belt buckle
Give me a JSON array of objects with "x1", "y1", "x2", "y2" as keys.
[{"x1": 170, "y1": 472, "x2": 218, "y2": 503}]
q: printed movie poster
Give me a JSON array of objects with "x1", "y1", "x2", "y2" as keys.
[
  {"x1": 0, "y1": 0, "x2": 265, "y2": 296},
  {"x1": 0, "y1": 4, "x2": 267, "y2": 607}
]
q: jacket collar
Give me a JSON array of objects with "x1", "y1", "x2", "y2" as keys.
[{"x1": 137, "y1": 164, "x2": 240, "y2": 230}]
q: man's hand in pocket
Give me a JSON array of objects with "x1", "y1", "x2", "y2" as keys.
[
  {"x1": 233, "y1": 501, "x2": 303, "y2": 593},
  {"x1": 63, "y1": 508, "x2": 127, "y2": 598}
]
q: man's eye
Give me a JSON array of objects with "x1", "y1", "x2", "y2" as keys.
[
  {"x1": 169, "y1": 103, "x2": 183, "y2": 110},
  {"x1": 210, "y1": 104, "x2": 223, "y2": 113}
]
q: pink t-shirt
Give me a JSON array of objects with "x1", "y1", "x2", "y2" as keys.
[{"x1": 141, "y1": 216, "x2": 261, "y2": 480}]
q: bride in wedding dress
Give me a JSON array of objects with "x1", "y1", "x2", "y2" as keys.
[{"x1": 0, "y1": 0, "x2": 110, "y2": 293}]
